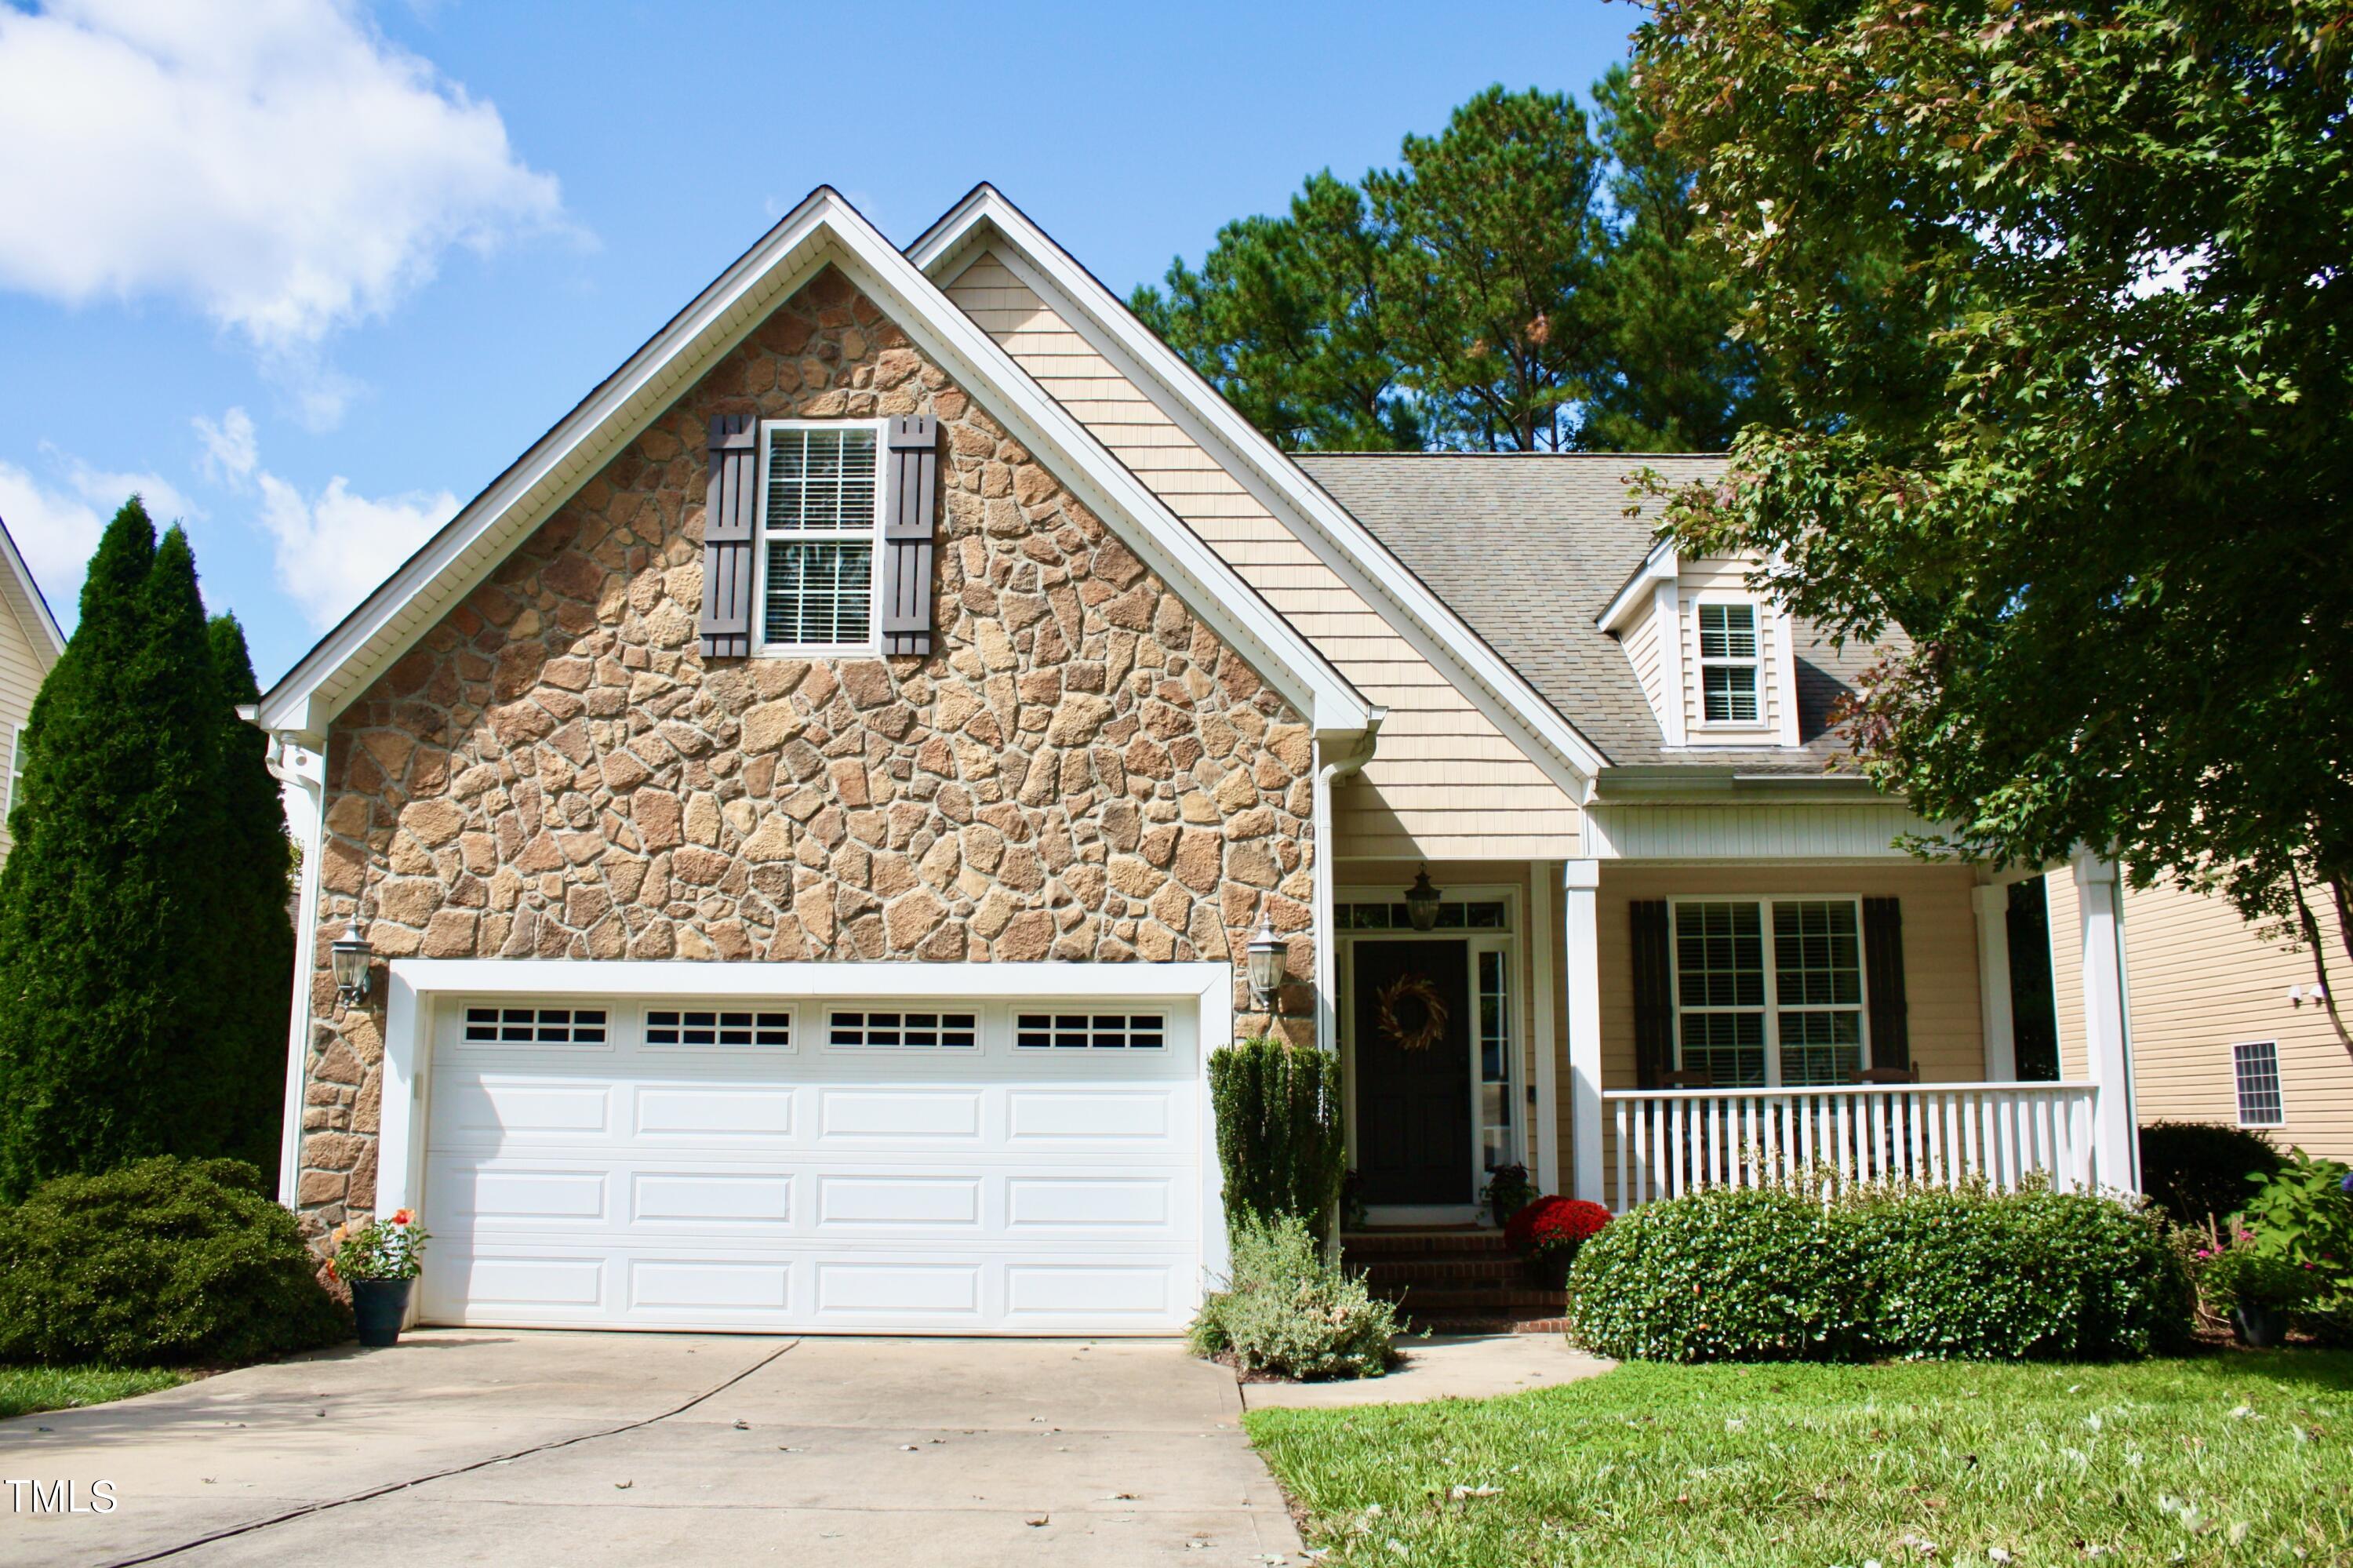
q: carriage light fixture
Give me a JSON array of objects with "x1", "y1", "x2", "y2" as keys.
[
  {"x1": 1404, "y1": 866, "x2": 1442, "y2": 931},
  {"x1": 1245, "y1": 916, "x2": 1289, "y2": 1011},
  {"x1": 330, "y1": 921, "x2": 373, "y2": 1010}
]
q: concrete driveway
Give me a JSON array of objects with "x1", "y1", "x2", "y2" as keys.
[{"x1": 0, "y1": 1332, "x2": 1306, "y2": 1566}]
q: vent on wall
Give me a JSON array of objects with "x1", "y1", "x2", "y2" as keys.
[
  {"x1": 829, "y1": 1010, "x2": 977, "y2": 1049},
  {"x1": 2234, "y1": 1040, "x2": 2285, "y2": 1128},
  {"x1": 646, "y1": 1010, "x2": 791, "y2": 1048},
  {"x1": 1015, "y1": 1013, "x2": 1166, "y2": 1050},
  {"x1": 463, "y1": 1006, "x2": 609, "y2": 1045}
]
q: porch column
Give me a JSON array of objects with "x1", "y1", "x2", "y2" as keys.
[
  {"x1": 2070, "y1": 849, "x2": 2140, "y2": 1193},
  {"x1": 1564, "y1": 860, "x2": 1605, "y2": 1204},
  {"x1": 1971, "y1": 882, "x2": 2018, "y2": 1081},
  {"x1": 1529, "y1": 862, "x2": 1561, "y2": 1196}
]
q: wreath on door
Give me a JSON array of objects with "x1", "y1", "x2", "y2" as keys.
[{"x1": 1375, "y1": 973, "x2": 1449, "y2": 1053}]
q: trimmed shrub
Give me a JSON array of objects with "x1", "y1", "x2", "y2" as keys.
[
  {"x1": 1566, "y1": 1186, "x2": 1859, "y2": 1362},
  {"x1": 1566, "y1": 1181, "x2": 2192, "y2": 1362},
  {"x1": 0, "y1": 1157, "x2": 348, "y2": 1367},
  {"x1": 1208, "y1": 1038, "x2": 1344, "y2": 1236},
  {"x1": 1849, "y1": 1186, "x2": 2193, "y2": 1359},
  {"x1": 2139, "y1": 1121, "x2": 2282, "y2": 1229},
  {"x1": 1190, "y1": 1215, "x2": 1398, "y2": 1380}
]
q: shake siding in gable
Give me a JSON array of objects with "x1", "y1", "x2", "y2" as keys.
[{"x1": 944, "y1": 253, "x2": 1582, "y2": 861}]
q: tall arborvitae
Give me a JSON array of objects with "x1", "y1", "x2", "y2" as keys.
[
  {"x1": 206, "y1": 614, "x2": 294, "y2": 1187},
  {"x1": 0, "y1": 506, "x2": 234, "y2": 1198}
]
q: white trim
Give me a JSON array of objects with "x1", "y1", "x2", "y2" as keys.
[
  {"x1": 2069, "y1": 849, "x2": 2140, "y2": 1192},
  {"x1": 1652, "y1": 582, "x2": 1687, "y2": 748},
  {"x1": 1598, "y1": 541, "x2": 1677, "y2": 635},
  {"x1": 1312, "y1": 752, "x2": 1340, "y2": 1055},
  {"x1": 0, "y1": 515, "x2": 64, "y2": 662},
  {"x1": 911, "y1": 186, "x2": 1606, "y2": 792},
  {"x1": 1529, "y1": 860, "x2": 1561, "y2": 1195},
  {"x1": 268, "y1": 738, "x2": 327, "y2": 1206},
  {"x1": 1690, "y1": 594, "x2": 1767, "y2": 733},
  {"x1": 1665, "y1": 893, "x2": 1873, "y2": 1087},
  {"x1": 751, "y1": 418, "x2": 887, "y2": 657},
  {"x1": 2230, "y1": 1039, "x2": 2286, "y2": 1129},
  {"x1": 1562, "y1": 860, "x2": 1603, "y2": 1203},
  {"x1": 256, "y1": 187, "x2": 1373, "y2": 743}
]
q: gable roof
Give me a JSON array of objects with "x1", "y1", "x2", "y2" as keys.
[
  {"x1": 907, "y1": 184, "x2": 1610, "y2": 795},
  {"x1": 256, "y1": 188, "x2": 1374, "y2": 744},
  {"x1": 0, "y1": 513, "x2": 65, "y2": 673},
  {"x1": 1296, "y1": 453, "x2": 1878, "y2": 774}
]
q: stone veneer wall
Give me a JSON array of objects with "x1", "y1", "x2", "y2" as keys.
[{"x1": 293, "y1": 268, "x2": 1316, "y2": 1226}]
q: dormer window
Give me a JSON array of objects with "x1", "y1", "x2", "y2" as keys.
[{"x1": 1697, "y1": 602, "x2": 1760, "y2": 724}]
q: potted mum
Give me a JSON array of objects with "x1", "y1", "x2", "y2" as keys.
[
  {"x1": 1504, "y1": 1195, "x2": 1613, "y2": 1287},
  {"x1": 2197, "y1": 1228, "x2": 2320, "y2": 1348},
  {"x1": 330, "y1": 1209, "x2": 431, "y2": 1347}
]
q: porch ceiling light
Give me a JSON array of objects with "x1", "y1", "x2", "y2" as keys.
[
  {"x1": 329, "y1": 920, "x2": 373, "y2": 1010},
  {"x1": 1404, "y1": 867, "x2": 1442, "y2": 932},
  {"x1": 1245, "y1": 915, "x2": 1288, "y2": 1011}
]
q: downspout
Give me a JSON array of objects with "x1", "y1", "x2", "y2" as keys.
[
  {"x1": 1311, "y1": 717, "x2": 1379, "y2": 1057},
  {"x1": 256, "y1": 718, "x2": 327, "y2": 1212}
]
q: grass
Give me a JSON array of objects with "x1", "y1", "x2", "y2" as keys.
[
  {"x1": 1247, "y1": 1352, "x2": 2353, "y2": 1566},
  {"x1": 0, "y1": 1366, "x2": 184, "y2": 1421}
]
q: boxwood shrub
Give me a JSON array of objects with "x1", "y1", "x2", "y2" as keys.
[
  {"x1": 0, "y1": 1157, "x2": 349, "y2": 1367},
  {"x1": 1566, "y1": 1181, "x2": 2191, "y2": 1362}
]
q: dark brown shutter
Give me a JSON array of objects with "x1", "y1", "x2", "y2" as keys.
[
  {"x1": 1862, "y1": 897, "x2": 1911, "y2": 1071},
  {"x1": 881, "y1": 415, "x2": 938, "y2": 656},
  {"x1": 700, "y1": 414, "x2": 758, "y2": 659},
  {"x1": 1630, "y1": 899, "x2": 1674, "y2": 1090}
]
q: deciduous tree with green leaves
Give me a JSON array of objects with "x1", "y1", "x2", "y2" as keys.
[{"x1": 1632, "y1": 0, "x2": 2353, "y2": 1047}]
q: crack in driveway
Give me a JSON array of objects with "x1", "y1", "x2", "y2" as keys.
[{"x1": 96, "y1": 1339, "x2": 802, "y2": 1567}]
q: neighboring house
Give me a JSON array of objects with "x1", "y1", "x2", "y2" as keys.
[
  {"x1": 0, "y1": 515, "x2": 66, "y2": 863},
  {"x1": 2030, "y1": 872, "x2": 2348, "y2": 1161},
  {"x1": 251, "y1": 186, "x2": 2144, "y2": 1337}
]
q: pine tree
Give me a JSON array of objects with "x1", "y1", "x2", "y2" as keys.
[
  {"x1": 0, "y1": 504, "x2": 231, "y2": 1198},
  {"x1": 206, "y1": 614, "x2": 294, "y2": 1186}
]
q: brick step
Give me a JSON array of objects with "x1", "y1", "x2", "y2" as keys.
[
  {"x1": 1373, "y1": 1285, "x2": 1566, "y2": 1311},
  {"x1": 1407, "y1": 1313, "x2": 1570, "y2": 1337},
  {"x1": 1340, "y1": 1230, "x2": 1510, "y2": 1257},
  {"x1": 1355, "y1": 1257, "x2": 1532, "y2": 1286}
]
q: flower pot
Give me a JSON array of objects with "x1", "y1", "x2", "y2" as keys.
[
  {"x1": 2232, "y1": 1304, "x2": 2289, "y2": 1349},
  {"x1": 1529, "y1": 1253, "x2": 1573, "y2": 1290},
  {"x1": 350, "y1": 1277, "x2": 415, "y2": 1348}
]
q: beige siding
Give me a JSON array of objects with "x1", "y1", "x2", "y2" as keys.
[
  {"x1": 2123, "y1": 879, "x2": 2349, "y2": 1158},
  {"x1": 1623, "y1": 609, "x2": 1664, "y2": 718},
  {"x1": 943, "y1": 253, "x2": 1581, "y2": 861},
  {"x1": 0, "y1": 602, "x2": 49, "y2": 860},
  {"x1": 1568, "y1": 863, "x2": 1988, "y2": 1181},
  {"x1": 1678, "y1": 559, "x2": 1780, "y2": 745}
]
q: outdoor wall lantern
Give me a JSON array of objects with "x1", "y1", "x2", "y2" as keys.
[
  {"x1": 1245, "y1": 915, "x2": 1289, "y2": 1012},
  {"x1": 329, "y1": 920, "x2": 373, "y2": 1010},
  {"x1": 1404, "y1": 866, "x2": 1442, "y2": 931}
]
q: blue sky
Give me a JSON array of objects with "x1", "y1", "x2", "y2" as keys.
[{"x1": 0, "y1": 0, "x2": 1641, "y2": 683}]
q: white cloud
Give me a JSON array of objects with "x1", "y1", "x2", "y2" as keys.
[
  {"x1": 0, "y1": 1, "x2": 566, "y2": 425},
  {"x1": 0, "y1": 447, "x2": 196, "y2": 619},
  {"x1": 194, "y1": 407, "x2": 259, "y2": 486},
  {"x1": 257, "y1": 470, "x2": 456, "y2": 630}
]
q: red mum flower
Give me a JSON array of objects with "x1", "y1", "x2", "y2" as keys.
[{"x1": 1505, "y1": 1195, "x2": 1613, "y2": 1256}]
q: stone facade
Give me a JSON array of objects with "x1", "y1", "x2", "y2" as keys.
[{"x1": 296, "y1": 267, "x2": 1316, "y2": 1226}]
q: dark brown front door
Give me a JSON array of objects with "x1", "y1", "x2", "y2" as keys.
[{"x1": 1352, "y1": 939, "x2": 1472, "y2": 1206}]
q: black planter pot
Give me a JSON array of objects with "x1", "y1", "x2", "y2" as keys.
[
  {"x1": 1529, "y1": 1253, "x2": 1573, "y2": 1290},
  {"x1": 350, "y1": 1277, "x2": 415, "y2": 1348},
  {"x1": 2232, "y1": 1304, "x2": 2289, "y2": 1349}
]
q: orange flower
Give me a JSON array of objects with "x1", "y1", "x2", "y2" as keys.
[{"x1": 391, "y1": 1209, "x2": 413, "y2": 1226}]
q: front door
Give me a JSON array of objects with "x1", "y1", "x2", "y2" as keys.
[{"x1": 1352, "y1": 939, "x2": 1473, "y2": 1206}]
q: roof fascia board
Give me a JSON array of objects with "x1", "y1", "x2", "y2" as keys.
[
  {"x1": 1598, "y1": 540, "x2": 1677, "y2": 635},
  {"x1": 261, "y1": 189, "x2": 1370, "y2": 740},
  {"x1": 911, "y1": 191, "x2": 1609, "y2": 791},
  {"x1": 0, "y1": 517, "x2": 64, "y2": 663}
]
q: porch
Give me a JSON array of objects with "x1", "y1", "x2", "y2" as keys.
[{"x1": 1326, "y1": 851, "x2": 2137, "y2": 1218}]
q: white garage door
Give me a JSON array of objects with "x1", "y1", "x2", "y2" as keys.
[{"x1": 418, "y1": 995, "x2": 1203, "y2": 1333}]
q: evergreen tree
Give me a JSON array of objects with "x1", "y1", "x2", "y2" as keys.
[
  {"x1": 206, "y1": 614, "x2": 293, "y2": 1185},
  {"x1": 0, "y1": 504, "x2": 234, "y2": 1198}
]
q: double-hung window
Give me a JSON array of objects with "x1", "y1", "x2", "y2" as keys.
[
  {"x1": 756, "y1": 422, "x2": 882, "y2": 653},
  {"x1": 1671, "y1": 897, "x2": 1867, "y2": 1086},
  {"x1": 1696, "y1": 601, "x2": 1761, "y2": 723},
  {"x1": 2232, "y1": 1041, "x2": 2285, "y2": 1128}
]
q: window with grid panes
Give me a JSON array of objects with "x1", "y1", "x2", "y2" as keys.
[
  {"x1": 2233, "y1": 1040, "x2": 2285, "y2": 1127},
  {"x1": 1670, "y1": 898, "x2": 1869, "y2": 1087},
  {"x1": 1697, "y1": 602, "x2": 1761, "y2": 722},
  {"x1": 1772, "y1": 901, "x2": 1864, "y2": 1084},
  {"x1": 758, "y1": 424, "x2": 878, "y2": 649}
]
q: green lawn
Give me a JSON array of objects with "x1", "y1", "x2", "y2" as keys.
[
  {"x1": 1248, "y1": 1353, "x2": 2353, "y2": 1566},
  {"x1": 0, "y1": 1366, "x2": 184, "y2": 1421}
]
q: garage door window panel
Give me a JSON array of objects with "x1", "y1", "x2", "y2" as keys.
[
  {"x1": 828, "y1": 1010, "x2": 978, "y2": 1050},
  {"x1": 644, "y1": 1009, "x2": 793, "y2": 1050}
]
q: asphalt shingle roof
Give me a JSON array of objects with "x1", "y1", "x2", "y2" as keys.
[{"x1": 1292, "y1": 452, "x2": 1877, "y2": 771}]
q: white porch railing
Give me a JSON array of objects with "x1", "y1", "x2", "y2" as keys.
[{"x1": 1603, "y1": 1082, "x2": 2102, "y2": 1211}]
